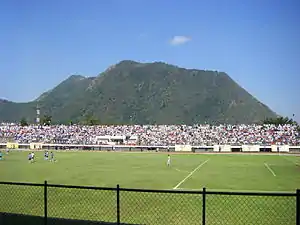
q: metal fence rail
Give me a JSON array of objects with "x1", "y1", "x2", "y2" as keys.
[{"x1": 0, "y1": 181, "x2": 299, "y2": 225}]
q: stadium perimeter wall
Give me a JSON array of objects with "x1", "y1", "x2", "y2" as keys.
[{"x1": 0, "y1": 142, "x2": 299, "y2": 153}]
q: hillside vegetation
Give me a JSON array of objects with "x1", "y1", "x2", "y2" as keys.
[{"x1": 0, "y1": 60, "x2": 276, "y2": 124}]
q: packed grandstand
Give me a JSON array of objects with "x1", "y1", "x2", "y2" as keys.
[{"x1": 0, "y1": 123, "x2": 299, "y2": 146}]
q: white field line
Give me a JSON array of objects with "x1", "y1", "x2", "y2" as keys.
[
  {"x1": 176, "y1": 188, "x2": 293, "y2": 193},
  {"x1": 281, "y1": 155, "x2": 300, "y2": 167},
  {"x1": 173, "y1": 159, "x2": 210, "y2": 189},
  {"x1": 175, "y1": 168, "x2": 190, "y2": 173},
  {"x1": 132, "y1": 166, "x2": 142, "y2": 169},
  {"x1": 264, "y1": 163, "x2": 276, "y2": 177}
]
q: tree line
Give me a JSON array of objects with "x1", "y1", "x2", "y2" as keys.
[
  {"x1": 262, "y1": 116, "x2": 299, "y2": 131},
  {"x1": 20, "y1": 114, "x2": 100, "y2": 126},
  {"x1": 262, "y1": 116, "x2": 297, "y2": 126},
  {"x1": 19, "y1": 115, "x2": 299, "y2": 130}
]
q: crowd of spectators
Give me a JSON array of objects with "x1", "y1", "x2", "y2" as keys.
[{"x1": 0, "y1": 123, "x2": 299, "y2": 146}]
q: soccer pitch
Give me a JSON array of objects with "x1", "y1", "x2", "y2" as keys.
[
  {"x1": 1, "y1": 151, "x2": 300, "y2": 191},
  {"x1": 0, "y1": 151, "x2": 300, "y2": 224}
]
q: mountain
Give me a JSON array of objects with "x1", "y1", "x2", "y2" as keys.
[{"x1": 0, "y1": 60, "x2": 277, "y2": 124}]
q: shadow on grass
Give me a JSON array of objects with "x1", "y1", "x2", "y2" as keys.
[{"x1": 0, "y1": 213, "x2": 143, "y2": 225}]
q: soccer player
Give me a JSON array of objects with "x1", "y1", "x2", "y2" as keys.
[
  {"x1": 167, "y1": 154, "x2": 171, "y2": 167},
  {"x1": 0, "y1": 151, "x2": 3, "y2": 160},
  {"x1": 28, "y1": 152, "x2": 32, "y2": 162},
  {"x1": 50, "y1": 152, "x2": 54, "y2": 162},
  {"x1": 31, "y1": 152, "x2": 35, "y2": 162},
  {"x1": 44, "y1": 151, "x2": 49, "y2": 160}
]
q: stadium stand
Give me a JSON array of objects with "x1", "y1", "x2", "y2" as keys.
[{"x1": 0, "y1": 123, "x2": 299, "y2": 146}]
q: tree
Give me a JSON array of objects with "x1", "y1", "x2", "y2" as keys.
[
  {"x1": 262, "y1": 116, "x2": 297, "y2": 126},
  {"x1": 20, "y1": 117, "x2": 28, "y2": 127},
  {"x1": 41, "y1": 115, "x2": 52, "y2": 126},
  {"x1": 82, "y1": 114, "x2": 100, "y2": 125}
]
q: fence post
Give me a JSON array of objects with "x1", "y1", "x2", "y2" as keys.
[
  {"x1": 297, "y1": 189, "x2": 300, "y2": 225},
  {"x1": 202, "y1": 187, "x2": 206, "y2": 225},
  {"x1": 44, "y1": 180, "x2": 48, "y2": 225},
  {"x1": 117, "y1": 184, "x2": 120, "y2": 225}
]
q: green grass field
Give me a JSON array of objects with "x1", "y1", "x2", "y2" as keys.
[{"x1": 0, "y1": 151, "x2": 300, "y2": 224}]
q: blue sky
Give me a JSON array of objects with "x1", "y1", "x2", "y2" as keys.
[{"x1": 0, "y1": 0, "x2": 299, "y2": 122}]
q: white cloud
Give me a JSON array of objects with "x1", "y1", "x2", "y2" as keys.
[{"x1": 169, "y1": 36, "x2": 191, "y2": 46}]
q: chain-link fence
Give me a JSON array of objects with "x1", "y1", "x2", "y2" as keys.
[
  {"x1": 120, "y1": 188, "x2": 202, "y2": 225},
  {"x1": 0, "y1": 182, "x2": 44, "y2": 225},
  {"x1": 0, "y1": 181, "x2": 299, "y2": 225},
  {"x1": 205, "y1": 191, "x2": 297, "y2": 225},
  {"x1": 47, "y1": 185, "x2": 117, "y2": 225}
]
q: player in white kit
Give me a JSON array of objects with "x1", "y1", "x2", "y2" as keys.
[
  {"x1": 31, "y1": 152, "x2": 35, "y2": 162},
  {"x1": 167, "y1": 154, "x2": 171, "y2": 167}
]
